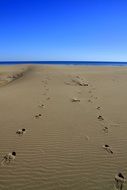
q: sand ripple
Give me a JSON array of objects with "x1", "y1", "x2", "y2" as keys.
[
  {"x1": 0, "y1": 128, "x2": 127, "y2": 190},
  {"x1": 0, "y1": 65, "x2": 127, "y2": 190}
]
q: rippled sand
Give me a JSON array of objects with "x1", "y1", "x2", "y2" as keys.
[{"x1": 0, "y1": 65, "x2": 127, "y2": 190}]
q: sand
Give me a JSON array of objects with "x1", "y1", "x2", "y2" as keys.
[{"x1": 0, "y1": 64, "x2": 127, "y2": 190}]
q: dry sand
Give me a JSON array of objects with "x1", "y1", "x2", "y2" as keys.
[{"x1": 0, "y1": 64, "x2": 127, "y2": 190}]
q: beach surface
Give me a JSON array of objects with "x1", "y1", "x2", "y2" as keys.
[{"x1": 0, "y1": 64, "x2": 127, "y2": 190}]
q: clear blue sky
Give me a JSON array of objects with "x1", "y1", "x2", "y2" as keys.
[{"x1": 0, "y1": 0, "x2": 127, "y2": 61}]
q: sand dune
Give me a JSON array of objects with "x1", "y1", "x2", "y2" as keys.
[{"x1": 0, "y1": 65, "x2": 127, "y2": 190}]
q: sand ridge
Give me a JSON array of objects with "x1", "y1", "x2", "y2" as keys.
[{"x1": 0, "y1": 65, "x2": 33, "y2": 87}]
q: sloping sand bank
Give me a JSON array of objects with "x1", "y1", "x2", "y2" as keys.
[
  {"x1": 0, "y1": 65, "x2": 127, "y2": 190},
  {"x1": 0, "y1": 65, "x2": 31, "y2": 86}
]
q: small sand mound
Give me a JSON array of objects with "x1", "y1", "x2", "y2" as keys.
[
  {"x1": 72, "y1": 77, "x2": 88, "y2": 86},
  {"x1": 71, "y1": 98, "x2": 80, "y2": 102},
  {"x1": 88, "y1": 99, "x2": 92, "y2": 103},
  {"x1": 65, "y1": 76, "x2": 88, "y2": 86},
  {"x1": 85, "y1": 135, "x2": 90, "y2": 140}
]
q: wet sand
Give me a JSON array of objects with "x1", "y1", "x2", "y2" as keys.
[{"x1": 0, "y1": 64, "x2": 127, "y2": 190}]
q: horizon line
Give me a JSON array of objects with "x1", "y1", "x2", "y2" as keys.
[{"x1": 0, "y1": 60, "x2": 127, "y2": 63}]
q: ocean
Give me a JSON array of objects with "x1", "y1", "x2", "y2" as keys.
[{"x1": 0, "y1": 61, "x2": 127, "y2": 66}]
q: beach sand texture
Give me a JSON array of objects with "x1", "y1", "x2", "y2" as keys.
[{"x1": 0, "y1": 65, "x2": 127, "y2": 190}]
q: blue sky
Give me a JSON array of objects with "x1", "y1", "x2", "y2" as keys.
[{"x1": 0, "y1": 0, "x2": 127, "y2": 61}]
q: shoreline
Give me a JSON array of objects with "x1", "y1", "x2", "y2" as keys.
[
  {"x1": 1, "y1": 61, "x2": 127, "y2": 67},
  {"x1": 1, "y1": 63, "x2": 127, "y2": 67}
]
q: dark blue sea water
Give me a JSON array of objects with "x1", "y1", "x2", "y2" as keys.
[{"x1": 0, "y1": 61, "x2": 127, "y2": 66}]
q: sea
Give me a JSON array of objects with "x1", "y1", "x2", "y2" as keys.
[{"x1": 0, "y1": 61, "x2": 127, "y2": 66}]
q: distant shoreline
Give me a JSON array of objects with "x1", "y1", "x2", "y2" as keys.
[{"x1": 1, "y1": 61, "x2": 127, "y2": 66}]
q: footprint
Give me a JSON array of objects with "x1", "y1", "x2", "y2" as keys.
[
  {"x1": 39, "y1": 104, "x2": 45, "y2": 108},
  {"x1": 102, "y1": 145, "x2": 113, "y2": 154},
  {"x1": 34, "y1": 114, "x2": 42, "y2": 119},
  {"x1": 98, "y1": 115, "x2": 104, "y2": 121},
  {"x1": 103, "y1": 126, "x2": 108, "y2": 133}
]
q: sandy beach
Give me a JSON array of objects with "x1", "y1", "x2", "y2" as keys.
[{"x1": 0, "y1": 64, "x2": 127, "y2": 190}]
